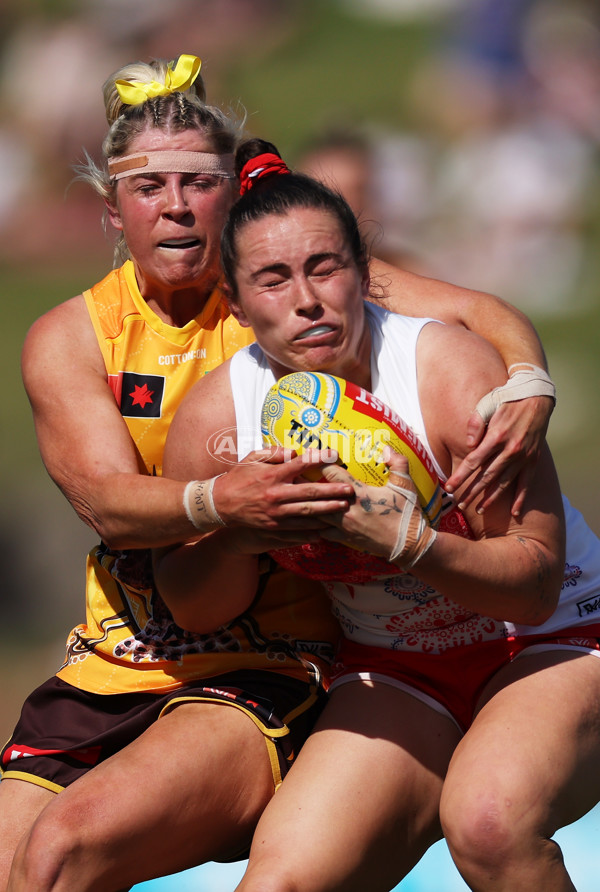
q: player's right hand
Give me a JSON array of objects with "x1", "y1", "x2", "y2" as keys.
[{"x1": 212, "y1": 447, "x2": 354, "y2": 529}]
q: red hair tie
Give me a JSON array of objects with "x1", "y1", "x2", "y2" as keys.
[{"x1": 239, "y1": 153, "x2": 291, "y2": 195}]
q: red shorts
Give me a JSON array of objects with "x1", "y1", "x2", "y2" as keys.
[
  {"x1": 330, "y1": 624, "x2": 600, "y2": 732},
  {"x1": 1, "y1": 670, "x2": 326, "y2": 794}
]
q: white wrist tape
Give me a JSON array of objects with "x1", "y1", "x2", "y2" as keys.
[
  {"x1": 475, "y1": 363, "x2": 556, "y2": 423},
  {"x1": 183, "y1": 476, "x2": 226, "y2": 531},
  {"x1": 387, "y1": 470, "x2": 437, "y2": 569}
]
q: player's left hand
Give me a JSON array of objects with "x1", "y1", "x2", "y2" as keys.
[
  {"x1": 320, "y1": 450, "x2": 436, "y2": 568},
  {"x1": 445, "y1": 395, "x2": 554, "y2": 516}
]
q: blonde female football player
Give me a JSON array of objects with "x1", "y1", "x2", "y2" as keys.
[{"x1": 154, "y1": 141, "x2": 600, "y2": 892}]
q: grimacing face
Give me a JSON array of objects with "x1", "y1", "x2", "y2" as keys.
[
  {"x1": 228, "y1": 206, "x2": 372, "y2": 387},
  {"x1": 105, "y1": 126, "x2": 236, "y2": 300}
]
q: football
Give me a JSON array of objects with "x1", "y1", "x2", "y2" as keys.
[{"x1": 261, "y1": 371, "x2": 442, "y2": 528}]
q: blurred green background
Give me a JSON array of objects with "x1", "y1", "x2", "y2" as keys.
[
  {"x1": 2, "y1": 0, "x2": 600, "y2": 737},
  {"x1": 0, "y1": 3, "x2": 599, "y2": 887},
  {"x1": 0, "y1": 0, "x2": 600, "y2": 892}
]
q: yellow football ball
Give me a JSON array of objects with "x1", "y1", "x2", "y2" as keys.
[{"x1": 261, "y1": 371, "x2": 442, "y2": 528}]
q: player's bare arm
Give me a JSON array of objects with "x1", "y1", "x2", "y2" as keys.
[
  {"x1": 156, "y1": 366, "x2": 350, "y2": 630},
  {"x1": 371, "y1": 259, "x2": 554, "y2": 514},
  {"x1": 370, "y1": 259, "x2": 548, "y2": 369},
  {"x1": 322, "y1": 323, "x2": 564, "y2": 625},
  {"x1": 21, "y1": 296, "x2": 193, "y2": 549},
  {"x1": 407, "y1": 322, "x2": 564, "y2": 622},
  {"x1": 166, "y1": 364, "x2": 354, "y2": 530}
]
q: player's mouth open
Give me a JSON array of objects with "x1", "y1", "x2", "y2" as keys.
[
  {"x1": 159, "y1": 238, "x2": 201, "y2": 249},
  {"x1": 295, "y1": 325, "x2": 335, "y2": 341}
]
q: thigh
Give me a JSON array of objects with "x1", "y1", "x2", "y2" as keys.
[
  {"x1": 2, "y1": 672, "x2": 322, "y2": 793},
  {"x1": 12, "y1": 701, "x2": 275, "y2": 891},
  {"x1": 443, "y1": 650, "x2": 600, "y2": 835},
  {"x1": 240, "y1": 680, "x2": 462, "y2": 892},
  {"x1": 0, "y1": 779, "x2": 54, "y2": 889}
]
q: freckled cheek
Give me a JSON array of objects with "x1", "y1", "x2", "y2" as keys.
[
  {"x1": 198, "y1": 190, "x2": 234, "y2": 222},
  {"x1": 119, "y1": 207, "x2": 160, "y2": 241},
  {"x1": 195, "y1": 216, "x2": 229, "y2": 249}
]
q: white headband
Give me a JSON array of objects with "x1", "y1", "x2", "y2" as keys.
[{"x1": 108, "y1": 150, "x2": 235, "y2": 180}]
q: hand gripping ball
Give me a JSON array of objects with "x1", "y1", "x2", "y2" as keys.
[{"x1": 261, "y1": 371, "x2": 443, "y2": 582}]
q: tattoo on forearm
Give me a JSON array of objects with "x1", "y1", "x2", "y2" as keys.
[{"x1": 355, "y1": 481, "x2": 403, "y2": 517}]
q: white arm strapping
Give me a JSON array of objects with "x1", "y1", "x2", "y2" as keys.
[
  {"x1": 183, "y1": 476, "x2": 226, "y2": 531},
  {"x1": 475, "y1": 364, "x2": 556, "y2": 423},
  {"x1": 387, "y1": 471, "x2": 437, "y2": 569}
]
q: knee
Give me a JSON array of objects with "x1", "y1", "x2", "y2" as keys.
[
  {"x1": 9, "y1": 803, "x2": 88, "y2": 890},
  {"x1": 238, "y1": 874, "x2": 298, "y2": 892},
  {"x1": 237, "y1": 850, "x2": 311, "y2": 892},
  {"x1": 237, "y1": 864, "x2": 299, "y2": 892},
  {"x1": 440, "y1": 785, "x2": 519, "y2": 878}
]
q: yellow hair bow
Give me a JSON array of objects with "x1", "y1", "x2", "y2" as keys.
[{"x1": 115, "y1": 54, "x2": 202, "y2": 106}]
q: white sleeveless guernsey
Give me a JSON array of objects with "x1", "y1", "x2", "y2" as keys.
[{"x1": 230, "y1": 302, "x2": 600, "y2": 654}]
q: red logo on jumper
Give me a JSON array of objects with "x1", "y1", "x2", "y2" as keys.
[{"x1": 108, "y1": 371, "x2": 165, "y2": 418}]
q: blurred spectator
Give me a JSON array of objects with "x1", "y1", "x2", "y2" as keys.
[
  {"x1": 406, "y1": 0, "x2": 599, "y2": 314},
  {"x1": 0, "y1": 127, "x2": 33, "y2": 228},
  {"x1": 0, "y1": 0, "x2": 301, "y2": 265},
  {"x1": 524, "y1": 1, "x2": 600, "y2": 143},
  {"x1": 0, "y1": 13, "x2": 121, "y2": 263},
  {"x1": 296, "y1": 126, "x2": 431, "y2": 271},
  {"x1": 337, "y1": 0, "x2": 467, "y2": 23},
  {"x1": 292, "y1": 2, "x2": 599, "y2": 316},
  {"x1": 369, "y1": 130, "x2": 435, "y2": 271}
]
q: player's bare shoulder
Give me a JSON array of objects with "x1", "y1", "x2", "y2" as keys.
[
  {"x1": 23, "y1": 295, "x2": 92, "y2": 349},
  {"x1": 417, "y1": 322, "x2": 506, "y2": 465},
  {"x1": 22, "y1": 295, "x2": 103, "y2": 391}
]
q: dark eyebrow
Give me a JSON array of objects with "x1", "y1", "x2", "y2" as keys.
[
  {"x1": 249, "y1": 249, "x2": 346, "y2": 282},
  {"x1": 307, "y1": 251, "x2": 343, "y2": 266},
  {"x1": 250, "y1": 262, "x2": 290, "y2": 282}
]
